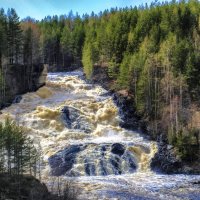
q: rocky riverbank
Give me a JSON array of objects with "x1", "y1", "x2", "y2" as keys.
[
  {"x1": 0, "y1": 64, "x2": 47, "y2": 108},
  {"x1": 0, "y1": 174, "x2": 78, "y2": 200},
  {"x1": 90, "y1": 65, "x2": 200, "y2": 174},
  {"x1": 0, "y1": 174, "x2": 49, "y2": 200}
]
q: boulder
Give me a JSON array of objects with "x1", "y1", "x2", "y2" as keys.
[
  {"x1": 125, "y1": 152, "x2": 137, "y2": 172},
  {"x1": 0, "y1": 174, "x2": 49, "y2": 200},
  {"x1": 48, "y1": 145, "x2": 83, "y2": 176},
  {"x1": 61, "y1": 106, "x2": 71, "y2": 128},
  {"x1": 113, "y1": 93, "x2": 139, "y2": 131},
  {"x1": 111, "y1": 143, "x2": 125, "y2": 156},
  {"x1": 151, "y1": 134, "x2": 182, "y2": 173},
  {"x1": 60, "y1": 106, "x2": 94, "y2": 133},
  {"x1": 13, "y1": 95, "x2": 22, "y2": 103},
  {"x1": 1, "y1": 64, "x2": 47, "y2": 108}
]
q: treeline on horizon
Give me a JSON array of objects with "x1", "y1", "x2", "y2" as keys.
[{"x1": 0, "y1": 0, "x2": 199, "y2": 161}]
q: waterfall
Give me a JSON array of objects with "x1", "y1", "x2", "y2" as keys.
[{"x1": 0, "y1": 71, "x2": 199, "y2": 200}]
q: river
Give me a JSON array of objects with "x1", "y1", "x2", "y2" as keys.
[{"x1": 0, "y1": 71, "x2": 200, "y2": 200}]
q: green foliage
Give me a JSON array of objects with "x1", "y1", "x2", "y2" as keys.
[
  {"x1": 0, "y1": 9, "x2": 7, "y2": 67},
  {"x1": 38, "y1": 14, "x2": 85, "y2": 68},
  {"x1": 117, "y1": 54, "x2": 131, "y2": 89},
  {"x1": 80, "y1": 0, "x2": 200, "y2": 161},
  {"x1": 61, "y1": 25, "x2": 72, "y2": 55},
  {"x1": 169, "y1": 129, "x2": 199, "y2": 162},
  {"x1": 7, "y1": 8, "x2": 23, "y2": 64},
  {"x1": 82, "y1": 42, "x2": 93, "y2": 79},
  {"x1": 0, "y1": 118, "x2": 38, "y2": 175},
  {"x1": 1, "y1": 1, "x2": 200, "y2": 162}
]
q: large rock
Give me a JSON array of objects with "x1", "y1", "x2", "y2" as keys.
[
  {"x1": 90, "y1": 65, "x2": 113, "y2": 90},
  {"x1": 111, "y1": 143, "x2": 125, "y2": 156},
  {"x1": 0, "y1": 174, "x2": 49, "y2": 200},
  {"x1": 60, "y1": 106, "x2": 94, "y2": 133},
  {"x1": 113, "y1": 93, "x2": 140, "y2": 131},
  {"x1": 12, "y1": 95, "x2": 22, "y2": 103},
  {"x1": 48, "y1": 145, "x2": 84, "y2": 176},
  {"x1": 61, "y1": 106, "x2": 72, "y2": 128},
  {"x1": 1, "y1": 64, "x2": 47, "y2": 108},
  {"x1": 151, "y1": 134, "x2": 182, "y2": 173},
  {"x1": 110, "y1": 156, "x2": 121, "y2": 175}
]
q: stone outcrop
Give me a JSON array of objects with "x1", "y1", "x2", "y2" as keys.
[
  {"x1": 48, "y1": 145, "x2": 84, "y2": 176},
  {"x1": 113, "y1": 93, "x2": 141, "y2": 131},
  {"x1": 90, "y1": 65, "x2": 113, "y2": 90},
  {"x1": 48, "y1": 143, "x2": 137, "y2": 177},
  {"x1": 1, "y1": 64, "x2": 47, "y2": 108},
  {"x1": 150, "y1": 134, "x2": 182, "y2": 173},
  {"x1": 0, "y1": 174, "x2": 49, "y2": 200},
  {"x1": 111, "y1": 143, "x2": 125, "y2": 156},
  {"x1": 60, "y1": 106, "x2": 94, "y2": 133}
]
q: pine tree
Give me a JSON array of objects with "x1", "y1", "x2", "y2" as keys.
[
  {"x1": 7, "y1": 8, "x2": 22, "y2": 64},
  {"x1": 0, "y1": 119, "x2": 39, "y2": 176}
]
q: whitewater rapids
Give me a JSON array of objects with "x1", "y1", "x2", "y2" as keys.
[{"x1": 0, "y1": 71, "x2": 199, "y2": 200}]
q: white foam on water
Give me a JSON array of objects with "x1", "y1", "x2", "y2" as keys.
[{"x1": 1, "y1": 71, "x2": 199, "y2": 200}]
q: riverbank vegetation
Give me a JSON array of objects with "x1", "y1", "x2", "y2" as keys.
[
  {"x1": 82, "y1": 0, "x2": 200, "y2": 163},
  {"x1": 0, "y1": 118, "x2": 39, "y2": 175},
  {"x1": 0, "y1": 0, "x2": 199, "y2": 164},
  {"x1": 0, "y1": 119, "x2": 78, "y2": 199}
]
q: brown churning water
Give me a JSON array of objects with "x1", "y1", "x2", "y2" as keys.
[{"x1": 0, "y1": 71, "x2": 199, "y2": 200}]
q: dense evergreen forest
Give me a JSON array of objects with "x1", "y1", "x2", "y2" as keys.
[
  {"x1": 0, "y1": 0, "x2": 199, "y2": 163},
  {"x1": 81, "y1": 0, "x2": 200, "y2": 162}
]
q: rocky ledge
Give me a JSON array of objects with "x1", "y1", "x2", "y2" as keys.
[{"x1": 0, "y1": 64, "x2": 47, "y2": 108}]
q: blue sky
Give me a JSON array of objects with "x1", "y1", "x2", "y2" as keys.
[{"x1": 0, "y1": 0, "x2": 158, "y2": 20}]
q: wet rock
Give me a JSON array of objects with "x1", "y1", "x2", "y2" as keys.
[
  {"x1": 60, "y1": 106, "x2": 94, "y2": 133},
  {"x1": 99, "y1": 159, "x2": 108, "y2": 176},
  {"x1": 1, "y1": 64, "x2": 47, "y2": 108},
  {"x1": 64, "y1": 144, "x2": 82, "y2": 155},
  {"x1": 48, "y1": 153, "x2": 74, "y2": 176},
  {"x1": 110, "y1": 156, "x2": 122, "y2": 175},
  {"x1": 151, "y1": 134, "x2": 182, "y2": 173},
  {"x1": 84, "y1": 158, "x2": 96, "y2": 176},
  {"x1": 101, "y1": 145, "x2": 107, "y2": 152},
  {"x1": 90, "y1": 65, "x2": 113, "y2": 90},
  {"x1": 113, "y1": 93, "x2": 139, "y2": 131},
  {"x1": 48, "y1": 145, "x2": 83, "y2": 176},
  {"x1": 48, "y1": 154, "x2": 63, "y2": 169},
  {"x1": 61, "y1": 106, "x2": 71, "y2": 128},
  {"x1": 13, "y1": 95, "x2": 22, "y2": 103},
  {"x1": 101, "y1": 145, "x2": 107, "y2": 157},
  {"x1": 111, "y1": 143, "x2": 125, "y2": 156},
  {"x1": 125, "y1": 152, "x2": 137, "y2": 172},
  {"x1": 193, "y1": 181, "x2": 200, "y2": 185}
]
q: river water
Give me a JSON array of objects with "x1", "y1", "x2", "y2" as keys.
[{"x1": 0, "y1": 71, "x2": 199, "y2": 200}]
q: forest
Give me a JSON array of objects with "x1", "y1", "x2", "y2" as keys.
[
  {"x1": 0, "y1": 0, "x2": 199, "y2": 167},
  {"x1": 81, "y1": 0, "x2": 200, "y2": 162}
]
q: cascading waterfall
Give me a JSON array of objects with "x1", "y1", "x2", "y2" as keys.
[{"x1": 0, "y1": 71, "x2": 199, "y2": 200}]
